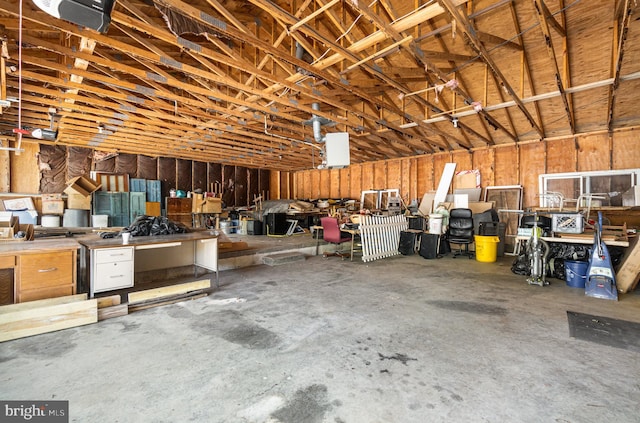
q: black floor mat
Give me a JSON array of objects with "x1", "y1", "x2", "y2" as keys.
[{"x1": 567, "y1": 311, "x2": 640, "y2": 353}]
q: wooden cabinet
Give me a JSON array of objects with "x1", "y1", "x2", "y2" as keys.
[
  {"x1": 0, "y1": 239, "x2": 78, "y2": 304},
  {"x1": 166, "y1": 197, "x2": 192, "y2": 227},
  {"x1": 17, "y1": 251, "x2": 75, "y2": 302},
  {"x1": 91, "y1": 247, "x2": 134, "y2": 296}
]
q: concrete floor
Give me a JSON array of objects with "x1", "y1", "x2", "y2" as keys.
[{"x1": 1, "y1": 239, "x2": 640, "y2": 422}]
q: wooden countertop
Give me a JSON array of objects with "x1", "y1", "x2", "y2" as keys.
[
  {"x1": 78, "y1": 231, "x2": 219, "y2": 249},
  {"x1": 0, "y1": 238, "x2": 80, "y2": 254}
]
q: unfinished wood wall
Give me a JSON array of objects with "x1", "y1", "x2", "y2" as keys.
[{"x1": 283, "y1": 131, "x2": 640, "y2": 209}]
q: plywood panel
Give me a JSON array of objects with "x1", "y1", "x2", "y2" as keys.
[
  {"x1": 293, "y1": 171, "x2": 305, "y2": 199},
  {"x1": 193, "y1": 161, "x2": 207, "y2": 192},
  {"x1": 310, "y1": 170, "x2": 321, "y2": 199},
  {"x1": 612, "y1": 131, "x2": 640, "y2": 170},
  {"x1": 546, "y1": 138, "x2": 576, "y2": 174},
  {"x1": 373, "y1": 161, "x2": 387, "y2": 189},
  {"x1": 361, "y1": 162, "x2": 374, "y2": 191},
  {"x1": 451, "y1": 151, "x2": 472, "y2": 172},
  {"x1": 269, "y1": 170, "x2": 280, "y2": 200},
  {"x1": 387, "y1": 160, "x2": 401, "y2": 191},
  {"x1": 305, "y1": 171, "x2": 312, "y2": 199},
  {"x1": 339, "y1": 167, "x2": 350, "y2": 199},
  {"x1": 279, "y1": 171, "x2": 291, "y2": 199},
  {"x1": 416, "y1": 155, "x2": 434, "y2": 194},
  {"x1": 472, "y1": 148, "x2": 494, "y2": 188},
  {"x1": 137, "y1": 155, "x2": 158, "y2": 180},
  {"x1": 433, "y1": 154, "x2": 453, "y2": 195},
  {"x1": 577, "y1": 134, "x2": 609, "y2": 172},
  {"x1": 494, "y1": 145, "x2": 518, "y2": 186},
  {"x1": 349, "y1": 164, "x2": 362, "y2": 201},
  {"x1": 519, "y1": 143, "x2": 546, "y2": 208},
  {"x1": 329, "y1": 169, "x2": 340, "y2": 198},
  {"x1": 319, "y1": 170, "x2": 330, "y2": 198},
  {"x1": 401, "y1": 159, "x2": 413, "y2": 203},
  {"x1": 297, "y1": 171, "x2": 305, "y2": 199},
  {"x1": 0, "y1": 149, "x2": 9, "y2": 192}
]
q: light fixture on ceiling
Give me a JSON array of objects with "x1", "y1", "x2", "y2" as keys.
[{"x1": 452, "y1": 117, "x2": 459, "y2": 128}]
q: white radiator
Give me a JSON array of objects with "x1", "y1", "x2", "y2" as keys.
[{"x1": 359, "y1": 215, "x2": 408, "y2": 262}]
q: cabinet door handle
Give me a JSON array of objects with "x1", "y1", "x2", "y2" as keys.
[
  {"x1": 110, "y1": 275, "x2": 124, "y2": 278},
  {"x1": 38, "y1": 267, "x2": 57, "y2": 272}
]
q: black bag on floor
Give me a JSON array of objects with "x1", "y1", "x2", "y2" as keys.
[
  {"x1": 399, "y1": 231, "x2": 417, "y2": 255},
  {"x1": 419, "y1": 233, "x2": 440, "y2": 259}
]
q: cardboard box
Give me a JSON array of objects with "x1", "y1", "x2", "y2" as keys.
[
  {"x1": 202, "y1": 198, "x2": 222, "y2": 214},
  {"x1": 42, "y1": 200, "x2": 65, "y2": 215},
  {"x1": 0, "y1": 223, "x2": 35, "y2": 242},
  {"x1": 42, "y1": 193, "x2": 62, "y2": 201},
  {"x1": 0, "y1": 213, "x2": 19, "y2": 238},
  {"x1": 454, "y1": 170, "x2": 481, "y2": 189},
  {"x1": 192, "y1": 194, "x2": 222, "y2": 214},
  {"x1": 65, "y1": 175, "x2": 101, "y2": 197},
  {"x1": 192, "y1": 193, "x2": 204, "y2": 213},
  {"x1": 66, "y1": 193, "x2": 92, "y2": 210}
]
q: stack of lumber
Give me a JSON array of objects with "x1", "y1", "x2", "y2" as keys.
[
  {"x1": 127, "y1": 279, "x2": 210, "y2": 312},
  {"x1": 0, "y1": 294, "x2": 97, "y2": 342}
]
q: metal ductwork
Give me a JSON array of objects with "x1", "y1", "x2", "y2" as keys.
[{"x1": 311, "y1": 102, "x2": 324, "y2": 143}]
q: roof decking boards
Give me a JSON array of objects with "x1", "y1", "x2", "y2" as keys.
[{"x1": 0, "y1": 0, "x2": 638, "y2": 170}]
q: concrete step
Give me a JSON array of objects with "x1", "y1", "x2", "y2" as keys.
[{"x1": 262, "y1": 252, "x2": 306, "y2": 266}]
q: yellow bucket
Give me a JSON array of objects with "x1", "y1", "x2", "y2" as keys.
[{"x1": 474, "y1": 235, "x2": 500, "y2": 263}]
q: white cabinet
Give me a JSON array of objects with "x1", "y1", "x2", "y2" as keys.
[
  {"x1": 195, "y1": 238, "x2": 218, "y2": 287},
  {"x1": 91, "y1": 247, "x2": 134, "y2": 296}
]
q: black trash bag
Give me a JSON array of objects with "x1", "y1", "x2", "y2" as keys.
[
  {"x1": 123, "y1": 215, "x2": 189, "y2": 237},
  {"x1": 547, "y1": 257, "x2": 565, "y2": 280},
  {"x1": 511, "y1": 253, "x2": 529, "y2": 276}
]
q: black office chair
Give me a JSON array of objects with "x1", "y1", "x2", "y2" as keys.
[{"x1": 448, "y1": 208, "x2": 474, "y2": 259}]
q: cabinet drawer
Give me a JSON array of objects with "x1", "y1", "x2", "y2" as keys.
[
  {"x1": 20, "y1": 285, "x2": 74, "y2": 303},
  {"x1": 19, "y1": 251, "x2": 73, "y2": 290},
  {"x1": 94, "y1": 247, "x2": 134, "y2": 263},
  {"x1": 95, "y1": 261, "x2": 134, "y2": 292}
]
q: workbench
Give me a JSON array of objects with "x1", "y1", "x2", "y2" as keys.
[
  {"x1": 78, "y1": 232, "x2": 219, "y2": 298},
  {"x1": 0, "y1": 238, "x2": 79, "y2": 304}
]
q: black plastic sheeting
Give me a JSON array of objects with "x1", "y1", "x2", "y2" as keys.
[
  {"x1": 123, "y1": 215, "x2": 189, "y2": 237},
  {"x1": 511, "y1": 242, "x2": 625, "y2": 280}
]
